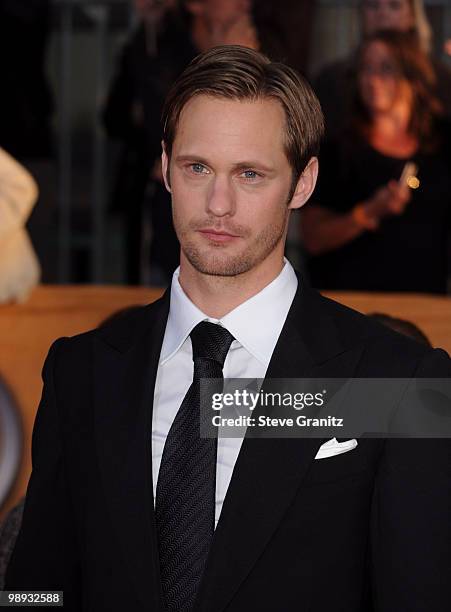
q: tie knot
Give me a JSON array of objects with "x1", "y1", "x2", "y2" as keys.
[{"x1": 190, "y1": 321, "x2": 234, "y2": 367}]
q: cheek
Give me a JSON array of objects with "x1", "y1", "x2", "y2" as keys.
[
  {"x1": 384, "y1": 80, "x2": 399, "y2": 103},
  {"x1": 239, "y1": 185, "x2": 289, "y2": 220},
  {"x1": 170, "y1": 177, "x2": 205, "y2": 219},
  {"x1": 171, "y1": 168, "x2": 209, "y2": 198}
]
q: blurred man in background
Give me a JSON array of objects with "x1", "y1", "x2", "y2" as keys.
[{"x1": 104, "y1": 0, "x2": 267, "y2": 286}]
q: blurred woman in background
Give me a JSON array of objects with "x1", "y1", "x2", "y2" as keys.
[
  {"x1": 302, "y1": 30, "x2": 451, "y2": 293},
  {"x1": 315, "y1": 0, "x2": 451, "y2": 139}
]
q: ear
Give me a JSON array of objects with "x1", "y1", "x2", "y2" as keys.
[
  {"x1": 161, "y1": 141, "x2": 171, "y2": 193},
  {"x1": 288, "y1": 157, "x2": 319, "y2": 211}
]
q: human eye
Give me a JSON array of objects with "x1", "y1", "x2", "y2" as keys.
[
  {"x1": 240, "y1": 169, "x2": 263, "y2": 182},
  {"x1": 188, "y1": 162, "x2": 209, "y2": 176}
]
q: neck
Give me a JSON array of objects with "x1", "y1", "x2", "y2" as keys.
[
  {"x1": 370, "y1": 96, "x2": 412, "y2": 137},
  {"x1": 368, "y1": 106, "x2": 418, "y2": 156},
  {"x1": 371, "y1": 111, "x2": 409, "y2": 137},
  {"x1": 178, "y1": 252, "x2": 286, "y2": 319}
]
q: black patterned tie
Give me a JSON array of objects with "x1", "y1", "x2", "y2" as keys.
[{"x1": 155, "y1": 321, "x2": 235, "y2": 612}]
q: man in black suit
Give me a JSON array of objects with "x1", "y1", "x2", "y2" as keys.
[{"x1": 5, "y1": 46, "x2": 451, "y2": 611}]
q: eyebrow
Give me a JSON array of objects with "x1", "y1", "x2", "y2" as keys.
[{"x1": 174, "y1": 155, "x2": 276, "y2": 174}]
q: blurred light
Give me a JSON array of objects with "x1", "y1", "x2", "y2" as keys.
[{"x1": 407, "y1": 176, "x2": 420, "y2": 190}]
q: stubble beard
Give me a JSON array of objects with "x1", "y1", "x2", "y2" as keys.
[{"x1": 175, "y1": 211, "x2": 289, "y2": 278}]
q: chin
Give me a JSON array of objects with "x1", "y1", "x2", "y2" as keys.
[
  {"x1": 178, "y1": 220, "x2": 286, "y2": 278},
  {"x1": 184, "y1": 248, "x2": 255, "y2": 277}
]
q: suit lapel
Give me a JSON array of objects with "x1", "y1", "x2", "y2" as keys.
[
  {"x1": 94, "y1": 291, "x2": 169, "y2": 609},
  {"x1": 194, "y1": 284, "x2": 365, "y2": 612}
]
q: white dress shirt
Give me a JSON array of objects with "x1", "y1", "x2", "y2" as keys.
[{"x1": 152, "y1": 259, "x2": 298, "y2": 526}]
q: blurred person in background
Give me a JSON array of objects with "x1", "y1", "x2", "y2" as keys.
[
  {"x1": 315, "y1": 0, "x2": 451, "y2": 139},
  {"x1": 104, "y1": 0, "x2": 288, "y2": 286},
  {"x1": 0, "y1": 500, "x2": 24, "y2": 590},
  {"x1": 0, "y1": 0, "x2": 53, "y2": 161},
  {"x1": 0, "y1": 0, "x2": 56, "y2": 282},
  {"x1": 103, "y1": 0, "x2": 182, "y2": 285},
  {"x1": 0, "y1": 148, "x2": 41, "y2": 303},
  {"x1": 301, "y1": 30, "x2": 451, "y2": 294},
  {"x1": 253, "y1": 0, "x2": 317, "y2": 75},
  {"x1": 369, "y1": 313, "x2": 432, "y2": 346}
]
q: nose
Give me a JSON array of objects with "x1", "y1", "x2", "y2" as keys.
[{"x1": 206, "y1": 175, "x2": 236, "y2": 218}]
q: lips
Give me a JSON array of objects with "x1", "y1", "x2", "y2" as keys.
[
  {"x1": 198, "y1": 229, "x2": 239, "y2": 242},
  {"x1": 199, "y1": 229, "x2": 236, "y2": 236}
]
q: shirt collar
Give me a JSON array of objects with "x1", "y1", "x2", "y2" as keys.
[{"x1": 160, "y1": 259, "x2": 298, "y2": 366}]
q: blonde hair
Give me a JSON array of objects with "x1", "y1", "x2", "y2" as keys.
[
  {"x1": 162, "y1": 45, "x2": 324, "y2": 190},
  {"x1": 410, "y1": 0, "x2": 433, "y2": 54}
]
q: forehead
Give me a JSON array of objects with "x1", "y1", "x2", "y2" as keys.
[{"x1": 173, "y1": 95, "x2": 287, "y2": 161}]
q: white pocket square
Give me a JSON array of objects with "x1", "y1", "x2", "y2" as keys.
[{"x1": 314, "y1": 438, "x2": 358, "y2": 460}]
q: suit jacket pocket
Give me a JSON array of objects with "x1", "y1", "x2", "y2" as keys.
[{"x1": 303, "y1": 441, "x2": 370, "y2": 486}]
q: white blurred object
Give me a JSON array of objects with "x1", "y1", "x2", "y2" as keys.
[{"x1": 0, "y1": 148, "x2": 41, "y2": 303}]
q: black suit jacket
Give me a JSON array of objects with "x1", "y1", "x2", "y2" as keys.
[{"x1": 5, "y1": 283, "x2": 451, "y2": 611}]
